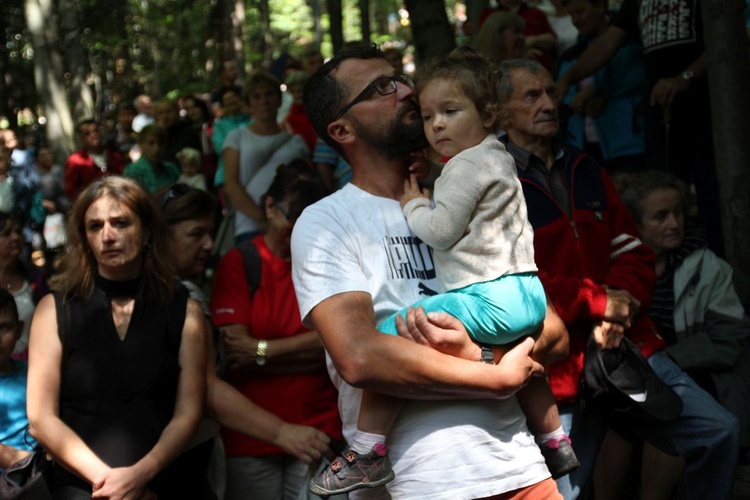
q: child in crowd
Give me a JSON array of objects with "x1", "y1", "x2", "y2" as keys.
[
  {"x1": 176, "y1": 147, "x2": 207, "y2": 191},
  {"x1": 0, "y1": 147, "x2": 13, "y2": 213},
  {"x1": 123, "y1": 124, "x2": 180, "y2": 193},
  {"x1": 35, "y1": 147, "x2": 70, "y2": 253},
  {"x1": 0, "y1": 289, "x2": 36, "y2": 471},
  {"x1": 310, "y1": 47, "x2": 579, "y2": 496}
]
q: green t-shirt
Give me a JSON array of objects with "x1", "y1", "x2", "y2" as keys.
[{"x1": 123, "y1": 157, "x2": 181, "y2": 193}]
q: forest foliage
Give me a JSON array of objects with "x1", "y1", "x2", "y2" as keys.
[{"x1": 2, "y1": 0, "x2": 461, "y2": 143}]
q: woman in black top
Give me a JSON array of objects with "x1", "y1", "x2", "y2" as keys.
[{"x1": 26, "y1": 176, "x2": 206, "y2": 499}]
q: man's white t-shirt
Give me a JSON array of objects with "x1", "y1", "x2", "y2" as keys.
[{"x1": 291, "y1": 183, "x2": 549, "y2": 499}]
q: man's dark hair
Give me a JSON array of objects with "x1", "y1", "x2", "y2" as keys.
[
  {"x1": 76, "y1": 118, "x2": 98, "y2": 135},
  {"x1": 303, "y1": 45, "x2": 387, "y2": 158}
]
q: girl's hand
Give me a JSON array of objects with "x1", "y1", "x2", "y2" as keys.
[
  {"x1": 400, "y1": 174, "x2": 430, "y2": 209},
  {"x1": 407, "y1": 151, "x2": 431, "y2": 180}
]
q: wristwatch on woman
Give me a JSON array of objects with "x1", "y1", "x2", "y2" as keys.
[{"x1": 255, "y1": 340, "x2": 268, "y2": 366}]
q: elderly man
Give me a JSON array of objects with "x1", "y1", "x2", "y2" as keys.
[
  {"x1": 153, "y1": 98, "x2": 201, "y2": 165},
  {"x1": 498, "y1": 58, "x2": 739, "y2": 500},
  {"x1": 292, "y1": 46, "x2": 569, "y2": 499}
]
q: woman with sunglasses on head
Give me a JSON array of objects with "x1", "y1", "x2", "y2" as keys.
[
  {"x1": 26, "y1": 176, "x2": 207, "y2": 499},
  {"x1": 157, "y1": 182, "x2": 338, "y2": 498},
  {"x1": 210, "y1": 161, "x2": 344, "y2": 500},
  {"x1": 222, "y1": 71, "x2": 309, "y2": 246}
]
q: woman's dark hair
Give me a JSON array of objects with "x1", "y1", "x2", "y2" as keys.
[
  {"x1": 155, "y1": 184, "x2": 218, "y2": 227},
  {"x1": 264, "y1": 160, "x2": 328, "y2": 221},
  {"x1": 51, "y1": 176, "x2": 175, "y2": 305},
  {"x1": 0, "y1": 212, "x2": 28, "y2": 277},
  {"x1": 182, "y1": 94, "x2": 212, "y2": 123},
  {"x1": 243, "y1": 71, "x2": 282, "y2": 102},
  {"x1": 0, "y1": 288, "x2": 19, "y2": 324},
  {"x1": 612, "y1": 170, "x2": 691, "y2": 226}
]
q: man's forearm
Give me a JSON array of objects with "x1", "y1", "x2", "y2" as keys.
[{"x1": 531, "y1": 301, "x2": 569, "y2": 365}]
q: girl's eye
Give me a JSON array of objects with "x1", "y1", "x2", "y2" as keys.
[{"x1": 422, "y1": 114, "x2": 432, "y2": 121}]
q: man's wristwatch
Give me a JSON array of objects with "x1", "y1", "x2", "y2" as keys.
[
  {"x1": 480, "y1": 344, "x2": 494, "y2": 364},
  {"x1": 681, "y1": 69, "x2": 694, "y2": 82},
  {"x1": 255, "y1": 340, "x2": 268, "y2": 366}
]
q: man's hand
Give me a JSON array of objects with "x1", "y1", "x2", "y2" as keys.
[
  {"x1": 396, "y1": 307, "x2": 544, "y2": 398},
  {"x1": 494, "y1": 337, "x2": 545, "y2": 398},
  {"x1": 592, "y1": 320, "x2": 625, "y2": 350},
  {"x1": 395, "y1": 306, "x2": 479, "y2": 361},
  {"x1": 650, "y1": 75, "x2": 690, "y2": 110},
  {"x1": 400, "y1": 174, "x2": 430, "y2": 209},
  {"x1": 603, "y1": 287, "x2": 640, "y2": 328}
]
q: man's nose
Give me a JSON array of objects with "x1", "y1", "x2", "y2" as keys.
[{"x1": 541, "y1": 92, "x2": 557, "y2": 111}]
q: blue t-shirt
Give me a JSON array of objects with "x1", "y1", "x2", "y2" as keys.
[{"x1": 0, "y1": 360, "x2": 36, "y2": 459}]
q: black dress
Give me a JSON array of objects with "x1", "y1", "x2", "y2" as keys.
[{"x1": 52, "y1": 276, "x2": 189, "y2": 498}]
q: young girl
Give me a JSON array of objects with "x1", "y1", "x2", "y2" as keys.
[
  {"x1": 309, "y1": 47, "x2": 578, "y2": 497},
  {"x1": 176, "y1": 147, "x2": 208, "y2": 191}
]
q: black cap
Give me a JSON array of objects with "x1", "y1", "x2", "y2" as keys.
[{"x1": 583, "y1": 336, "x2": 683, "y2": 424}]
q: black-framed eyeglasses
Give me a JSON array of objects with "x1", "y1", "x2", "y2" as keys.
[
  {"x1": 161, "y1": 183, "x2": 190, "y2": 210},
  {"x1": 332, "y1": 74, "x2": 415, "y2": 122}
]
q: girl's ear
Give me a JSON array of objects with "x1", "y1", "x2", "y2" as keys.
[
  {"x1": 264, "y1": 196, "x2": 275, "y2": 218},
  {"x1": 482, "y1": 103, "x2": 499, "y2": 130}
]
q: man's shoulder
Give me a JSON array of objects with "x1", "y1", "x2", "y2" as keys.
[{"x1": 66, "y1": 149, "x2": 90, "y2": 165}]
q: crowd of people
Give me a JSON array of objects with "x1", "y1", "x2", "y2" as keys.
[{"x1": 0, "y1": 1, "x2": 748, "y2": 498}]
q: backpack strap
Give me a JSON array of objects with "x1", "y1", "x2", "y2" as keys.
[{"x1": 236, "y1": 240, "x2": 262, "y2": 297}]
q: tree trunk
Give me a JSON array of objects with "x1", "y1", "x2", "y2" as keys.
[
  {"x1": 403, "y1": 0, "x2": 456, "y2": 62},
  {"x1": 308, "y1": 0, "x2": 323, "y2": 49},
  {"x1": 24, "y1": 0, "x2": 75, "y2": 158},
  {"x1": 702, "y1": 0, "x2": 750, "y2": 304},
  {"x1": 326, "y1": 0, "x2": 344, "y2": 54},
  {"x1": 59, "y1": 0, "x2": 95, "y2": 121},
  {"x1": 359, "y1": 0, "x2": 371, "y2": 43},
  {"x1": 0, "y1": 5, "x2": 13, "y2": 124},
  {"x1": 257, "y1": 0, "x2": 273, "y2": 67},
  {"x1": 233, "y1": 0, "x2": 246, "y2": 73}
]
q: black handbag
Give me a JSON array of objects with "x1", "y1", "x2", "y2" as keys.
[{"x1": 0, "y1": 448, "x2": 53, "y2": 500}]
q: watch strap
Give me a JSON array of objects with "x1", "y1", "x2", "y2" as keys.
[{"x1": 480, "y1": 344, "x2": 494, "y2": 364}]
